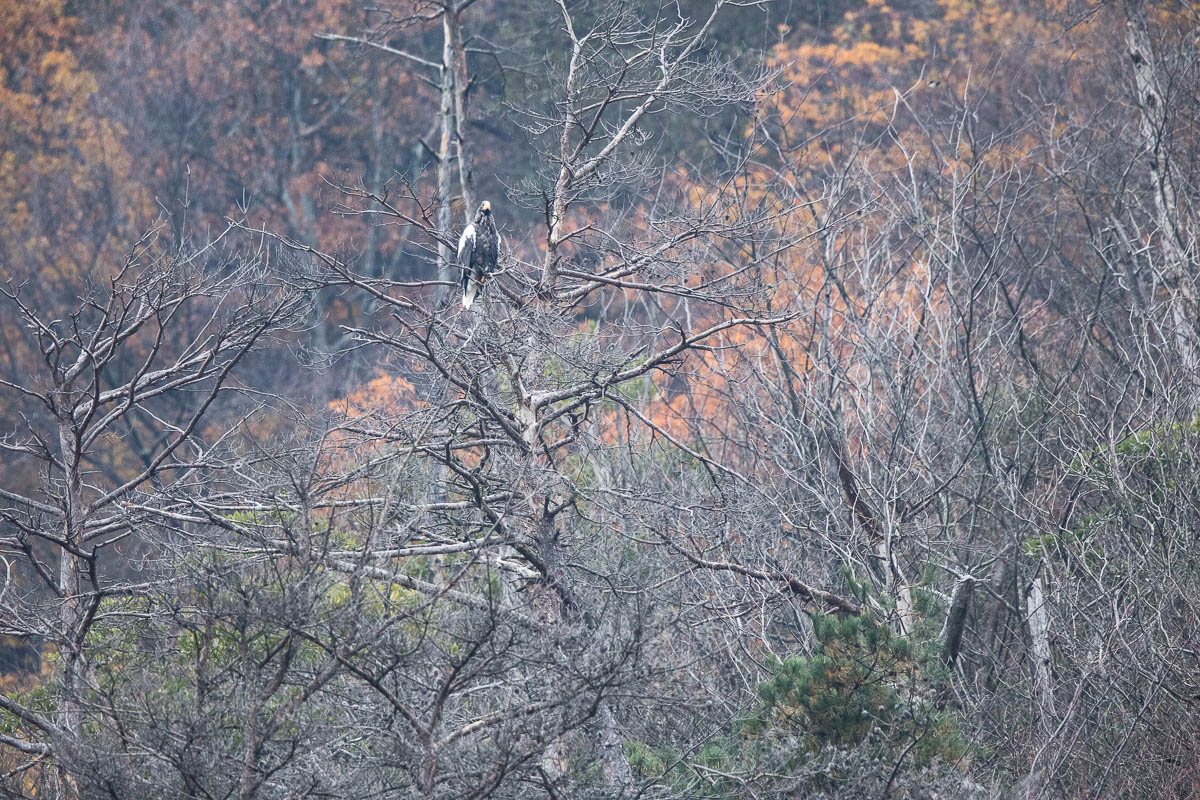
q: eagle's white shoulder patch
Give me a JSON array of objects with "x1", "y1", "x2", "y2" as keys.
[{"x1": 457, "y1": 224, "x2": 476, "y2": 262}]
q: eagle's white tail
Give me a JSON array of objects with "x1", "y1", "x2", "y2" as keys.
[{"x1": 462, "y1": 278, "x2": 480, "y2": 309}]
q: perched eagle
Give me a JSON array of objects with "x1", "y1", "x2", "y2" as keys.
[{"x1": 458, "y1": 200, "x2": 500, "y2": 309}]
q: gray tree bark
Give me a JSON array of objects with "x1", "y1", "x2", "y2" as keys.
[{"x1": 1123, "y1": 0, "x2": 1198, "y2": 378}]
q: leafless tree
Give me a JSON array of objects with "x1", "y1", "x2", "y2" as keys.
[
  {"x1": 6, "y1": 2, "x2": 1200, "y2": 799},
  {"x1": 0, "y1": 224, "x2": 307, "y2": 796}
]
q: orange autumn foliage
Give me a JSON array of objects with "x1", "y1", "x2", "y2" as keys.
[
  {"x1": 335, "y1": 371, "x2": 419, "y2": 420},
  {"x1": 0, "y1": 0, "x2": 148, "y2": 297}
]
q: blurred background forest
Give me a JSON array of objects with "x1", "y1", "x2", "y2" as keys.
[{"x1": 3, "y1": 0, "x2": 1200, "y2": 797}]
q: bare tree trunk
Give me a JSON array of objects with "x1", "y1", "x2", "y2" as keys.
[
  {"x1": 445, "y1": 1, "x2": 475, "y2": 218},
  {"x1": 364, "y1": 57, "x2": 384, "y2": 281},
  {"x1": 877, "y1": 537, "x2": 916, "y2": 635},
  {"x1": 598, "y1": 705, "x2": 634, "y2": 790},
  {"x1": 436, "y1": 21, "x2": 455, "y2": 301},
  {"x1": 1022, "y1": 570, "x2": 1056, "y2": 800},
  {"x1": 941, "y1": 575, "x2": 974, "y2": 667},
  {"x1": 978, "y1": 555, "x2": 1016, "y2": 691},
  {"x1": 515, "y1": 376, "x2": 634, "y2": 794},
  {"x1": 1122, "y1": 0, "x2": 1198, "y2": 378},
  {"x1": 532, "y1": 515, "x2": 634, "y2": 795},
  {"x1": 55, "y1": 416, "x2": 84, "y2": 800},
  {"x1": 1025, "y1": 572, "x2": 1056, "y2": 720}
]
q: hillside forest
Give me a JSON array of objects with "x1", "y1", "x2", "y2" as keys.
[{"x1": 3, "y1": 0, "x2": 1200, "y2": 797}]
